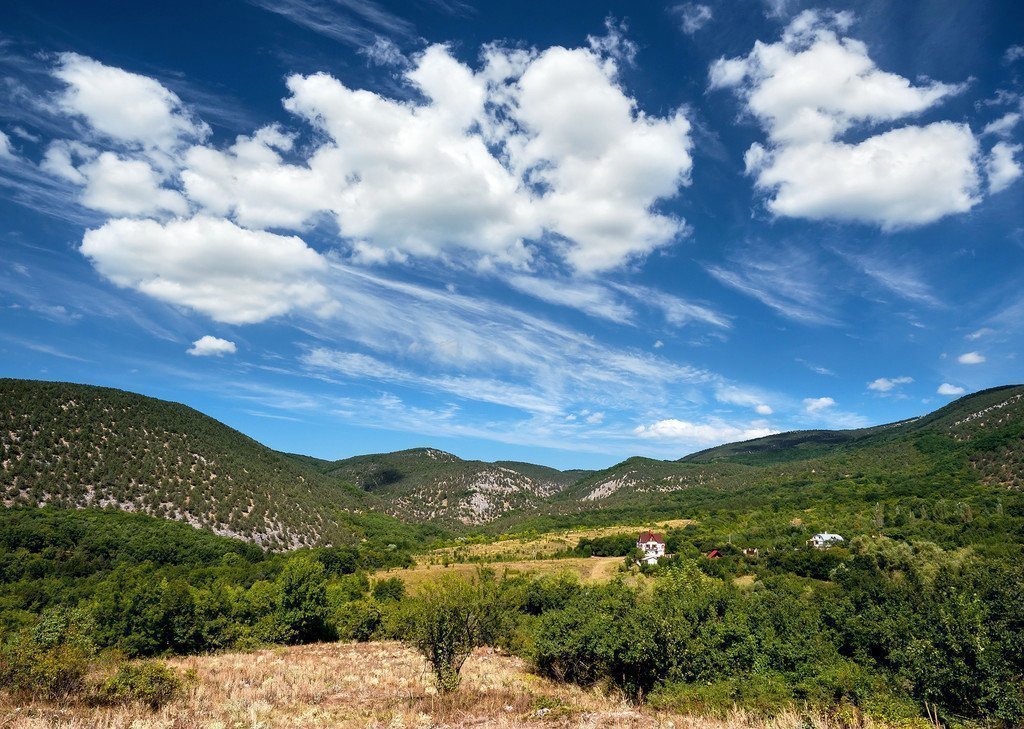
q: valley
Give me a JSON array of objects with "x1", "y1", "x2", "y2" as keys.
[{"x1": 2, "y1": 378, "x2": 1023, "y2": 727}]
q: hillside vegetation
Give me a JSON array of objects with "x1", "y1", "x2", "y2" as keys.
[
  {"x1": 3, "y1": 381, "x2": 1024, "y2": 725},
  {"x1": 0, "y1": 379, "x2": 423, "y2": 549},
  {"x1": 2, "y1": 380, "x2": 1023, "y2": 541},
  {"x1": 540, "y1": 385, "x2": 1024, "y2": 517},
  {"x1": 314, "y1": 448, "x2": 590, "y2": 525}
]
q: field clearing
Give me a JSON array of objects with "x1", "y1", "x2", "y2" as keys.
[
  {"x1": 0, "y1": 641, "x2": 867, "y2": 728},
  {"x1": 379, "y1": 556, "x2": 625, "y2": 587},
  {"x1": 421, "y1": 519, "x2": 696, "y2": 564}
]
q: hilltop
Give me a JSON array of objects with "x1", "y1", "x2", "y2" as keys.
[
  {"x1": 2, "y1": 378, "x2": 1022, "y2": 543},
  {"x1": 0, "y1": 379, "x2": 419, "y2": 549},
  {"x1": 309, "y1": 448, "x2": 590, "y2": 526},
  {"x1": 541, "y1": 385, "x2": 1024, "y2": 517}
]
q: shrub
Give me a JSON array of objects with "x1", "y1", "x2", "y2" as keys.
[
  {"x1": 99, "y1": 660, "x2": 183, "y2": 709},
  {"x1": 649, "y1": 674, "x2": 793, "y2": 717},
  {"x1": 398, "y1": 573, "x2": 495, "y2": 692},
  {"x1": 0, "y1": 607, "x2": 97, "y2": 701},
  {"x1": 534, "y1": 581, "x2": 662, "y2": 703},
  {"x1": 335, "y1": 598, "x2": 383, "y2": 641},
  {"x1": 0, "y1": 635, "x2": 91, "y2": 701},
  {"x1": 372, "y1": 577, "x2": 406, "y2": 602},
  {"x1": 276, "y1": 556, "x2": 330, "y2": 644},
  {"x1": 524, "y1": 572, "x2": 581, "y2": 615}
]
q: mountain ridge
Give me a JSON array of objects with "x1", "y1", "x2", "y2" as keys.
[{"x1": 3, "y1": 378, "x2": 1022, "y2": 544}]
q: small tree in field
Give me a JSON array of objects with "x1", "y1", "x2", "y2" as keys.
[{"x1": 402, "y1": 573, "x2": 496, "y2": 692}]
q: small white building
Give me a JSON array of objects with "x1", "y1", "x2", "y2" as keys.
[
  {"x1": 808, "y1": 532, "x2": 844, "y2": 549},
  {"x1": 637, "y1": 531, "x2": 666, "y2": 565}
]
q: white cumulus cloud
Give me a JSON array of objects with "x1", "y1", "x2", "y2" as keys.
[
  {"x1": 938, "y1": 383, "x2": 966, "y2": 396},
  {"x1": 710, "y1": 10, "x2": 982, "y2": 229},
  {"x1": 80, "y1": 216, "x2": 336, "y2": 324},
  {"x1": 634, "y1": 418, "x2": 776, "y2": 444},
  {"x1": 187, "y1": 335, "x2": 237, "y2": 356},
  {"x1": 867, "y1": 376, "x2": 912, "y2": 392},
  {"x1": 803, "y1": 396, "x2": 835, "y2": 413},
  {"x1": 196, "y1": 41, "x2": 692, "y2": 273},
  {"x1": 52, "y1": 53, "x2": 208, "y2": 156},
  {"x1": 986, "y1": 142, "x2": 1023, "y2": 193},
  {"x1": 958, "y1": 351, "x2": 986, "y2": 364}
]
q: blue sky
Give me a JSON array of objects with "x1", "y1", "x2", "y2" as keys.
[{"x1": 1, "y1": 0, "x2": 1022, "y2": 469}]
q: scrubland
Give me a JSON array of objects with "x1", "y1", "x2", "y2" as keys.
[{"x1": 0, "y1": 641, "x2": 890, "y2": 729}]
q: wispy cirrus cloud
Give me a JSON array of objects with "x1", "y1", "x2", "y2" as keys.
[
  {"x1": 867, "y1": 376, "x2": 912, "y2": 394},
  {"x1": 246, "y1": 0, "x2": 415, "y2": 48},
  {"x1": 837, "y1": 250, "x2": 943, "y2": 308},
  {"x1": 705, "y1": 245, "x2": 837, "y2": 325}
]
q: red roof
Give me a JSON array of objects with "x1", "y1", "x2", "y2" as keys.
[
  {"x1": 637, "y1": 531, "x2": 665, "y2": 544},
  {"x1": 706, "y1": 550, "x2": 722, "y2": 559}
]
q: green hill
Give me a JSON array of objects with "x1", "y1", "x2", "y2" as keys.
[
  {"x1": 0, "y1": 379, "x2": 424, "y2": 549},
  {"x1": 542, "y1": 385, "x2": 1024, "y2": 518},
  {"x1": 312, "y1": 448, "x2": 591, "y2": 526},
  {"x1": 2, "y1": 378, "x2": 1022, "y2": 541}
]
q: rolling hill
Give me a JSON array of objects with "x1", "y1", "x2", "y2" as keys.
[
  {"x1": 546, "y1": 384, "x2": 1024, "y2": 514},
  {"x1": 305, "y1": 448, "x2": 591, "y2": 526},
  {"x1": 0, "y1": 379, "x2": 416, "y2": 549},
  {"x1": 2, "y1": 378, "x2": 1022, "y2": 543}
]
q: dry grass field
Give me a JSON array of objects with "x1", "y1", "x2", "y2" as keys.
[
  {"x1": 0, "y1": 641, "x2": 881, "y2": 729},
  {"x1": 420, "y1": 520, "x2": 695, "y2": 564},
  {"x1": 377, "y1": 556, "x2": 625, "y2": 588}
]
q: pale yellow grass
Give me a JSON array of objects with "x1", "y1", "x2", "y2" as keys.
[
  {"x1": 0, "y1": 641, "x2": 879, "y2": 729},
  {"x1": 420, "y1": 520, "x2": 696, "y2": 565},
  {"x1": 379, "y1": 556, "x2": 624, "y2": 588}
]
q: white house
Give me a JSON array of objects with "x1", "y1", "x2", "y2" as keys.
[
  {"x1": 637, "y1": 531, "x2": 666, "y2": 565},
  {"x1": 808, "y1": 532, "x2": 844, "y2": 549}
]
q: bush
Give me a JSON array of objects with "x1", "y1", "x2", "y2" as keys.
[
  {"x1": 372, "y1": 577, "x2": 406, "y2": 602},
  {"x1": 276, "y1": 556, "x2": 330, "y2": 644},
  {"x1": 335, "y1": 598, "x2": 383, "y2": 641},
  {"x1": 0, "y1": 607, "x2": 97, "y2": 701},
  {"x1": 99, "y1": 660, "x2": 183, "y2": 709},
  {"x1": 534, "y1": 580, "x2": 662, "y2": 703},
  {"x1": 0, "y1": 635, "x2": 91, "y2": 701},
  {"x1": 649, "y1": 674, "x2": 793, "y2": 717},
  {"x1": 398, "y1": 573, "x2": 499, "y2": 692}
]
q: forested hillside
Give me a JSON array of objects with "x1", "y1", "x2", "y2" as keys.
[
  {"x1": 546, "y1": 385, "x2": 1024, "y2": 514},
  {"x1": 0, "y1": 379, "x2": 421, "y2": 549},
  {"x1": 317, "y1": 448, "x2": 590, "y2": 525},
  {"x1": 2, "y1": 379, "x2": 1022, "y2": 540}
]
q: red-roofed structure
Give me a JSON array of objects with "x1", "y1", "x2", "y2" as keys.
[{"x1": 637, "y1": 531, "x2": 666, "y2": 565}]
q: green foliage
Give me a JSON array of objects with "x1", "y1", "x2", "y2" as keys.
[
  {"x1": 372, "y1": 576, "x2": 406, "y2": 602},
  {"x1": 396, "y1": 571, "x2": 519, "y2": 692},
  {"x1": 574, "y1": 533, "x2": 636, "y2": 556},
  {"x1": 99, "y1": 660, "x2": 183, "y2": 709},
  {"x1": 534, "y1": 579, "x2": 662, "y2": 702},
  {"x1": 336, "y1": 598, "x2": 384, "y2": 641},
  {"x1": 0, "y1": 379, "x2": 429, "y2": 548},
  {"x1": 0, "y1": 506, "x2": 417, "y2": 657},
  {"x1": 0, "y1": 632, "x2": 92, "y2": 701},
  {"x1": 277, "y1": 557, "x2": 329, "y2": 644},
  {"x1": 528, "y1": 551, "x2": 1024, "y2": 723}
]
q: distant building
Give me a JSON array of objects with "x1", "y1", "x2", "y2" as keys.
[
  {"x1": 742, "y1": 547, "x2": 760, "y2": 558},
  {"x1": 705, "y1": 549, "x2": 722, "y2": 559},
  {"x1": 637, "y1": 531, "x2": 666, "y2": 565},
  {"x1": 808, "y1": 532, "x2": 844, "y2": 549}
]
